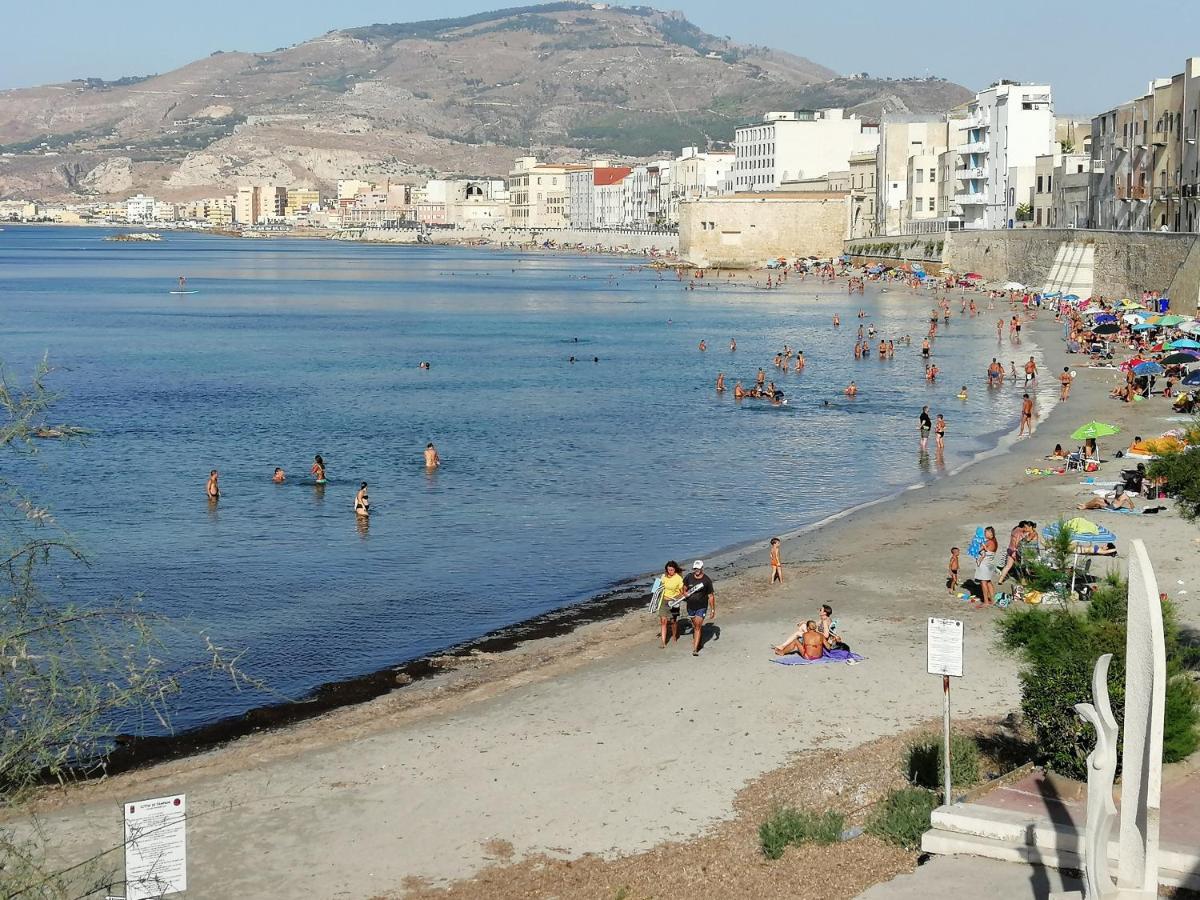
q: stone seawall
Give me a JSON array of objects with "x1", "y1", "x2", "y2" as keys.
[
  {"x1": 942, "y1": 229, "x2": 1200, "y2": 309},
  {"x1": 334, "y1": 227, "x2": 678, "y2": 256}
]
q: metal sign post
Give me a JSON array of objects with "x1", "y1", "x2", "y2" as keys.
[{"x1": 927, "y1": 618, "x2": 964, "y2": 804}]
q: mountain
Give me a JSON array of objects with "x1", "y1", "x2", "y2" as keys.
[{"x1": 0, "y1": 3, "x2": 973, "y2": 200}]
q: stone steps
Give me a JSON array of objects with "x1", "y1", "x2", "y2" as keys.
[
  {"x1": 921, "y1": 802, "x2": 1200, "y2": 890},
  {"x1": 1042, "y1": 241, "x2": 1095, "y2": 298}
]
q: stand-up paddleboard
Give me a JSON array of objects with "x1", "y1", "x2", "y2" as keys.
[{"x1": 169, "y1": 290, "x2": 199, "y2": 295}]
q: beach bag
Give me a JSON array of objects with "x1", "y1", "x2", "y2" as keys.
[{"x1": 647, "y1": 576, "x2": 663, "y2": 613}]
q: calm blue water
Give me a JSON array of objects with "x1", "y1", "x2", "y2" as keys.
[{"x1": 0, "y1": 226, "x2": 1034, "y2": 731}]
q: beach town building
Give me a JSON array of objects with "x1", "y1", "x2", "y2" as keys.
[
  {"x1": 0, "y1": 200, "x2": 39, "y2": 221},
  {"x1": 286, "y1": 188, "x2": 321, "y2": 213},
  {"x1": 507, "y1": 157, "x2": 585, "y2": 229},
  {"x1": 848, "y1": 150, "x2": 877, "y2": 238},
  {"x1": 727, "y1": 109, "x2": 878, "y2": 194},
  {"x1": 672, "y1": 147, "x2": 733, "y2": 203},
  {"x1": 235, "y1": 186, "x2": 260, "y2": 225},
  {"x1": 125, "y1": 194, "x2": 156, "y2": 224},
  {"x1": 874, "y1": 117, "x2": 954, "y2": 234},
  {"x1": 955, "y1": 82, "x2": 1056, "y2": 229},
  {"x1": 679, "y1": 191, "x2": 851, "y2": 266},
  {"x1": 1089, "y1": 57, "x2": 1200, "y2": 233},
  {"x1": 567, "y1": 163, "x2": 632, "y2": 228},
  {"x1": 441, "y1": 179, "x2": 509, "y2": 228}
]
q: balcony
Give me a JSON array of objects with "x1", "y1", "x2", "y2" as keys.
[
  {"x1": 959, "y1": 141, "x2": 989, "y2": 155},
  {"x1": 958, "y1": 113, "x2": 988, "y2": 130},
  {"x1": 955, "y1": 167, "x2": 986, "y2": 181},
  {"x1": 954, "y1": 193, "x2": 988, "y2": 206}
]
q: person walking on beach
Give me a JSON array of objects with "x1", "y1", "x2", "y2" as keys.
[
  {"x1": 1018, "y1": 393, "x2": 1034, "y2": 436},
  {"x1": 919, "y1": 405, "x2": 932, "y2": 450},
  {"x1": 655, "y1": 560, "x2": 685, "y2": 647},
  {"x1": 934, "y1": 413, "x2": 946, "y2": 450},
  {"x1": 1024, "y1": 356, "x2": 1038, "y2": 387},
  {"x1": 206, "y1": 469, "x2": 220, "y2": 500},
  {"x1": 769, "y1": 537, "x2": 783, "y2": 584},
  {"x1": 682, "y1": 560, "x2": 715, "y2": 656},
  {"x1": 1059, "y1": 367, "x2": 1073, "y2": 401}
]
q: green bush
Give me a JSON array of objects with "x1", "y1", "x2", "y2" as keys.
[
  {"x1": 1149, "y1": 443, "x2": 1200, "y2": 521},
  {"x1": 866, "y1": 788, "x2": 939, "y2": 849},
  {"x1": 998, "y1": 580, "x2": 1199, "y2": 780},
  {"x1": 904, "y1": 733, "x2": 981, "y2": 792},
  {"x1": 758, "y1": 807, "x2": 845, "y2": 860}
]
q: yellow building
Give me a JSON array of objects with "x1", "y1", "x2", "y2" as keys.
[{"x1": 286, "y1": 188, "x2": 321, "y2": 212}]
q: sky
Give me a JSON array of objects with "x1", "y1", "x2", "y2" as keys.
[{"x1": 1, "y1": 1, "x2": 1197, "y2": 116}]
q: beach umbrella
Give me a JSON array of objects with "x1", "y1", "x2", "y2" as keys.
[
  {"x1": 1122, "y1": 312, "x2": 1147, "y2": 324},
  {"x1": 1092, "y1": 323, "x2": 1121, "y2": 335},
  {"x1": 965, "y1": 272, "x2": 983, "y2": 280},
  {"x1": 1181, "y1": 321, "x2": 1200, "y2": 336},
  {"x1": 1094, "y1": 314, "x2": 1117, "y2": 324},
  {"x1": 1043, "y1": 519, "x2": 1117, "y2": 546},
  {"x1": 1133, "y1": 361, "x2": 1165, "y2": 376},
  {"x1": 1132, "y1": 323, "x2": 1158, "y2": 331},
  {"x1": 1071, "y1": 421, "x2": 1120, "y2": 441},
  {"x1": 1183, "y1": 370, "x2": 1200, "y2": 386},
  {"x1": 1166, "y1": 338, "x2": 1200, "y2": 350},
  {"x1": 1158, "y1": 315, "x2": 1188, "y2": 327},
  {"x1": 1002, "y1": 281, "x2": 1025, "y2": 290},
  {"x1": 1118, "y1": 299, "x2": 1142, "y2": 310},
  {"x1": 1063, "y1": 294, "x2": 1080, "y2": 301},
  {"x1": 1161, "y1": 352, "x2": 1200, "y2": 365}
]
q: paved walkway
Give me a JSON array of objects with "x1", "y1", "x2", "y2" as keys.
[
  {"x1": 857, "y1": 856, "x2": 1082, "y2": 899},
  {"x1": 975, "y1": 765, "x2": 1200, "y2": 848}
]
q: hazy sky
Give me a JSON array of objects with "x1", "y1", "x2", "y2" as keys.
[{"x1": 2, "y1": 1, "x2": 1196, "y2": 115}]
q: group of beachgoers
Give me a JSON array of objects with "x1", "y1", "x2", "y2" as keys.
[
  {"x1": 650, "y1": 559, "x2": 717, "y2": 656},
  {"x1": 204, "y1": 445, "x2": 442, "y2": 518}
]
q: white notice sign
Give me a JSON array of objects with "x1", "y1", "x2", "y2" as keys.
[
  {"x1": 124, "y1": 794, "x2": 187, "y2": 900},
  {"x1": 927, "y1": 617, "x2": 964, "y2": 678}
]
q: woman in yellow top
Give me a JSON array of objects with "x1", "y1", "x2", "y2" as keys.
[{"x1": 657, "y1": 560, "x2": 685, "y2": 648}]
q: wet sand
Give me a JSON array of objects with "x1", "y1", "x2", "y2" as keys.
[{"x1": 10, "y1": 296, "x2": 1200, "y2": 899}]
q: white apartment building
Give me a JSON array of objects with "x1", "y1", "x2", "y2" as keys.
[
  {"x1": 673, "y1": 147, "x2": 733, "y2": 202},
  {"x1": 567, "y1": 162, "x2": 631, "y2": 229},
  {"x1": 621, "y1": 161, "x2": 672, "y2": 227},
  {"x1": 125, "y1": 194, "x2": 156, "y2": 223},
  {"x1": 955, "y1": 82, "x2": 1056, "y2": 229},
  {"x1": 728, "y1": 109, "x2": 878, "y2": 193}
]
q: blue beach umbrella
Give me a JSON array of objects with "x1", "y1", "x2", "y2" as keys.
[
  {"x1": 1063, "y1": 294, "x2": 1080, "y2": 301},
  {"x1": 1183, "y1": 370, "x2": 1200, "y2": 386},
  {"x1": 1042, "y1": 520, "x2": 1117, "y2": 546},
  {"x1": 1133, "y1": 361, "x2": 1164, "y2": 376},
  {"x1": 1132, "y1": 323, "x2": 1158, "y2": 331},
  {"x1": 1166, "y1": 339, "x2": 1200, "y2": 350},
  {"x1": 1094, "y1": 314, "x2": 1118, "y2": 324}
]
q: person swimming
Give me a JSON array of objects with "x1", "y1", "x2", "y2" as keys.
[
  {"x1": 844, "y1": 381, "x2": 858, "y2": 397},
  {"x1": 272, "y1": 467, "x2": 286, "y2": 483},
  {"x1": 311, "y1": 454, "x2": 327, "y2": 484},
  {"x1": 354, "y1": 482, "x2": 370, "y2": 517},
  {"x1": 957, "y1": 386, "x2": 968, "y2": 400}
]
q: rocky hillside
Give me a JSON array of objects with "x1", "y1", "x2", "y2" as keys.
[{"x1": 0, "y1": 3, "x2": 973, "y2": 200}]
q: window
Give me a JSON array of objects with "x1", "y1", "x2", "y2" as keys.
[
  {"x1": 929, "y1": 170, "x2": 935, "y2": 183},
  {"x1": 915, "y1": 168, "x2": 923, "y2": 182},
  {"x1": 1035, "y1": 208, "x2": 1042, "y2": 225},
  {"x1": 1036, "y1": 176, "x2": 1043, "y2": 193},
  {"x1": 1047, "y1": 176, "x2": 1052, "y2": 192},
  {"x1": 915, "y1": 198, "x2": 923, "y2": 212},
  {"x1": 929, "y1": 198, "x2": 935, "y2": 214}
]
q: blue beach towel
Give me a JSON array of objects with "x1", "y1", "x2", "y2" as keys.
[{"x1": 773, "y1": 650, "x2": 865, "y2": 666}]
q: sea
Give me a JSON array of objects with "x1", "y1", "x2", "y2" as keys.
[{"x1": 0, "y1": 226, "x2": 1042, "y2": 734}]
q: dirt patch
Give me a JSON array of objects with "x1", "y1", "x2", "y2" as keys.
[{"x1": 399, "y1": 717, "x2": 1016, "y2": 900}]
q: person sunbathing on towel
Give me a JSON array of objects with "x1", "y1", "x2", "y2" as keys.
[
  {"x1": 1078, "y1": 486, "x2": 1135, "y2": 511},
  {"x1": 773, "y1": 621, "x2": 825, "y2": 659}
]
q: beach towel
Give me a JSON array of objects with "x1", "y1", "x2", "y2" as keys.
[{"x1": 772, "y1": 649, "x2": 865, "y2": 666}]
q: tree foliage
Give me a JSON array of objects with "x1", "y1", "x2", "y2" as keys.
[{"x1": 1149, "y1": 445, "x2": 1200, "y2": 523}]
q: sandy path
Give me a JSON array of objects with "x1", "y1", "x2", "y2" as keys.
[{"x1": 13, "y1": 306, "x2": 1200, "y2": 899}]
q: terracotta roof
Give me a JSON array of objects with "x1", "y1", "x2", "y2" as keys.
[{"x1": 593, "y1": 167, "x2": 632, "y2": 186}]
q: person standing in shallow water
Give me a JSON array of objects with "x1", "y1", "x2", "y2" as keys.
[
  {"x1": 424, "y1": 442, "x2": 441, "y2": 469},
  {"x1": 311, "y1": 455, "x2": 327, "y2": 484},
  {"x1": 354, "y1": 482, "x2": 370, "y2": 517},
  {"x1": 206, "y1": 469, "x2": 219, "y2": 500}
]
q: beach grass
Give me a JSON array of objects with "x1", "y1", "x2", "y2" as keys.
[
  {"x1": 758, "y1": 807, "x2": 846, "y2": 859},
  {"x1": 866, "y1": 787, "x2": 940, "y2": 849},
  {"x1": 903, "y1": 732, "x2": 982, "y2": 791}
]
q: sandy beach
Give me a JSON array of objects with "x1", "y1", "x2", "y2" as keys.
[{"x1": 11, "y1": 290, "x2": 1200, "y2": 899}]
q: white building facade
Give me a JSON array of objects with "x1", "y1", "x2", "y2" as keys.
[
  {"x1": 955, "y1": 82, "x2": 1056, "y2": 229},
  {"x1": 728, "y1": 109, "x2": 879, "y2": 193}
]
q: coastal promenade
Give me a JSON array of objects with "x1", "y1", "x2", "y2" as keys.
[{"x1": 12, "y1": 300, "x2": 1199, "y2": 898}]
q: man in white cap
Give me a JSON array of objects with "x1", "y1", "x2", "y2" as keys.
[{"x1": 681, "y1": 560, "x2": 716, "y2": 656}]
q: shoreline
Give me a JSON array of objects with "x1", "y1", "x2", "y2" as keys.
[
  {"x1": 17, "y1": 301, "x2": 1200, "y2": 898},
  {"x1": 101, "y1": 324, "x2": 1054, "y2": 776}
]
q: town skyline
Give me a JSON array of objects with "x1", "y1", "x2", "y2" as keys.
[{"x1": 1, "y1": 0, "x2": 1196, "y2": 115}]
